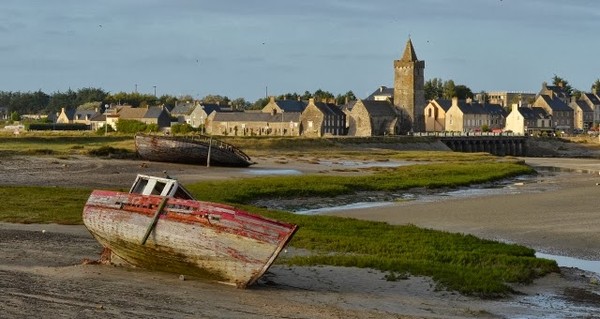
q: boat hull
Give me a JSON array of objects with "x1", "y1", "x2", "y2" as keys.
[
  {"x1": 135, "y1": 134, "x2": 253, "y2": 167},
  {"x1": 83, "y1": 190, "x2": 297, "y2": 288}
]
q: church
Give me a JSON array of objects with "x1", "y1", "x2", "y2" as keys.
[{"x1": 364, "y1": 38, "x2": 426, "y2": 133}]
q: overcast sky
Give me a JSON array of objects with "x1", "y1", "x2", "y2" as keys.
[{"x1": 1, "y1": 0, "x2": 599, "y2": 101}]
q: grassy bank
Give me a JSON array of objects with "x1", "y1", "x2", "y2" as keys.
[{"x1": 0, "y1": 157, "x2": 554, "y2": 297}]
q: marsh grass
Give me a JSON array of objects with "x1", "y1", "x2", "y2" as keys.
[
  {"x1": 186, "y1": 161, "x2": 534, "y2": 204},
  {"x1": 0, "y1": 186, "x2": 89, "y2": 224},
  {"x1": 0, "y1": 135, "x2": 135, "y2": 156}
]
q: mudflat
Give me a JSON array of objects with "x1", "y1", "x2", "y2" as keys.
[{"x1": 1, "y1": 154, "x2": 600, "y2": 318}]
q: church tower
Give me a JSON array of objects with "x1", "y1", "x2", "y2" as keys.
[{"x1": 393, "y1": 38, "x2": 425, "y2": 132}]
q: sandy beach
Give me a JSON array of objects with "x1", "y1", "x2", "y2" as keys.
[{"x1": 2, "y1": 154, "x2": 600, "y2": 318}]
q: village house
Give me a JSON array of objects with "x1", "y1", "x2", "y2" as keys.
[
  {"x1": 532, "y1": 94, "x2": 573, "y2": 132},
  {"x1": 56, "y1": 107, "x2": 76, "y2": 124},
  {"x1": 504, "y1": 104, "x2": 552, "y2": 135},
  {"x1": 344, "y1": 99, "x2": 400, "y2": 136},
  {"x1": 423, "y1": 99, "x2": 451, "y2": 132},
  {"x1": 300, "y1": 98, "x2": 346, "y2": 137},
  {"x1": 443, "y1": 98, "x2": 506, "y2": 133},
  {"x1": 206, "y1": 111, "x2": 301, "y2": 136},
  {"x1": 117, "y1": 105, "x2": 172, "y2": 129},
  {"x1": 577, "y1": 93, "x2": 600, "y2": 129},
  {"x1": 569, "y1": 98, "x2": 594, "y2": 131},
  {"x1": 171, "y1": 101, "x2": 223, "y2": 130}
]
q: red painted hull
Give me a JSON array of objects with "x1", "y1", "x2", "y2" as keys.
[{"x1": 83, "y1": 190, "x2": 297, "y2": 288}]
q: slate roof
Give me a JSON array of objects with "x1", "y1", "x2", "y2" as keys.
[
  {"x1": 74, "y1": 109, "x2": 98, "y2": 121},
  {"x1": 437, "y1": 99, "x2": 506, "y2": 116},
  {"x1": 518, "y1": 107, "x2": 550, "y2": 120},
  {"x1": 583, "y1": 93, "x2": 600, "y2": 105},
  {"x1": 540, "y1": 95, "x2": 572, "y2": 111},
  {"x1": 144, "y1": 106, "x2": 167, "y2": 119},
  {"x1": 171, "y1": 103, "x2": 196, "y2": 116},
  {"x1": 118, "y1": 107, "x2": 148, "y2": 119},
  {"x1": 201, "y1": 103, "x2": 222, "y2": 115},
  {"x1": 366, "y1": 86, "x2": 394, "y2": 100},
  {"x1": 313, "y1": 102, "x2": 345, "y2": 117},
  {"x1": 277, "y1": 100, "x2": 307, "y2": 112},
  {"x1": 572, "y1": 100, "x2": 593, "y2": 113},
  {"x1": 62, "y1": 108, "x2": 76, "y2": 120},
  {"x1": 359, "y1": 100, "x2": 398, "y2": 117}
]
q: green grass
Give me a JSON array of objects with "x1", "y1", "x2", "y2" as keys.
[
  {"x1": 0, "y1": 135, "x2": 136, "y2": 157},
  {"x1": 0, "y1": 186, "x2": 90, "y2": 224},
  {"x1": 186, "y1": 161, "x2": 534, "y2": 204}
]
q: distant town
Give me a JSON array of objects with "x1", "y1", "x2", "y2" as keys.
[{"x1": 2, "y1": 39, "x2": 600, "y2": 137}]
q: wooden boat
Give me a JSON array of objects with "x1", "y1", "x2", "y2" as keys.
[
  {"x1": 83, "y1": 174, "x2": 298, "y2": 288},
  {"x1": 134, "y1": 133, "x2": 254, "y2": 167}
]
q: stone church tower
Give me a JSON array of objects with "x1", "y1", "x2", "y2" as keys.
[{"x1": 393, "y1": 38, "x2": 425, "y2": 132}]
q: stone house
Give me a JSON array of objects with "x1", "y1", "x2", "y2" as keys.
[
  {"x1": 262, "y1": 97, "x2": 307, "y2": 114},
  {"x1": 56, "y1": 107, "x2": 76, "y2": 124},
  {"x1": 532, "y1": 94, "x2": 573, "y2": 132},
  {"x1": 344, "y1": 99, "x2": 399, "y2": 136},
  {"x1": 170, "y1": 101, "x2": 223, "y2": 129},
  {"x1": 569, "y1": 98, "x2": 594, "y2": 131},
  {"x1": 539, "y1": 82, "x2": 570, "y2": 105},
  {"x1": 578, "y1": 93, "x2": 600, "y2": 129},
  {"x1": 505, "y1": 105, "x2": 552, "y2": 135},
  {"x1": 117, "y1": 105, "x2": 172, "y2": 129},
  {"x1": 206, "y1": 111, "x2": 301, "y2": 136},
  {"x1": 444, "y1": 98, "x2": 506, "y2": 133},
  {"x1": 300, "y1": 98, "x2": 346, "y2": 137}
]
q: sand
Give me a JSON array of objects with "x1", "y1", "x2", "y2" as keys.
[{"x1": 1, "y1": 154, "x2": 600, "y2": 318}]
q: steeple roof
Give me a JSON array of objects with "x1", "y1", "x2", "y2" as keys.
[{"x1": 401, "y1": 38, "x2": 419, "y2": 62}]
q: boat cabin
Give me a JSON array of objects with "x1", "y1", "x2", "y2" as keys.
[{"x1": 129, "y1": 174, "x2": 195, "y2": 200}]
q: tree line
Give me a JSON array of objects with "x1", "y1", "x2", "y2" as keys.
[{"x1": 0, "y1": 88, "x2": 357, "y2": 117}]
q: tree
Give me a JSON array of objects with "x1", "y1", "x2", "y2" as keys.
[
  {"x1": 424, "y1": 78, "x2": 444, "y2": 100},
  {"x1": 76, "y1": 87, "x2": 108, "y2": 105},
  {"x1": 454, "y1": 85, "x2": 474, "y2": 100},
  {"x1": 552, "y1": 74, "x2": 573, "y2": 95},
  {"x1": 47, "y1": 89, "x2": 77, "y2": 114},
  {"x1": 592, "y1": 79, "x2": 600, "y2": 95},
  {"x1": 442, "y1": 80, "x2": 456, "y2": 99},
  {"x1": 335, "y1": 91, "x2": 356, "y2": 105},
  {"x1": 201, "y1": 95, "x2": 230, "y2": 105},
  {"x1": 230, "y1": 97, "x2": 250, "y2": 110}
]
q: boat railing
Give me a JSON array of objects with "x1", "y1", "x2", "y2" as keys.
[{"x1": 186, "y1": 134, "x2": 253, "y2": 163}]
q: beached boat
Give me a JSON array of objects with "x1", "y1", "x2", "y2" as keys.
[
  {"x1": 134, "y1": 133, "x2": 254, "y2": 167},
  {"x1": 83, "y1": 174, "x2": 298, "y2": 288}
]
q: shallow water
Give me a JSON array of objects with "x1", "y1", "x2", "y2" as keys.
[{"x1": 537, "y1": 252, "x2": 600, "y2": 275}]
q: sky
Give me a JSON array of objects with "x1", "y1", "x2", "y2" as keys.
[{"x1": 1, "y1": 0, "x2": 599, "y2": 102}]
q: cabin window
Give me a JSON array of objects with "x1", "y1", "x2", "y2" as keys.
[{"x1": 152, "y1": 181, "x2": 167, "y2": 195}]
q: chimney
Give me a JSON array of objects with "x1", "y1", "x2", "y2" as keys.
[
  {"x1": 466, "y1": 97, "x2": 472, "y2": 104},
  {"x1": 452, "y1": 97, "x2": 458, "y2": 107},
  {"x1": 269, "y1": 96, "x2": 275, "y2": 103},
  {"x1": 309, "y1": 98, "x2": 315, "y2": 105}
]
